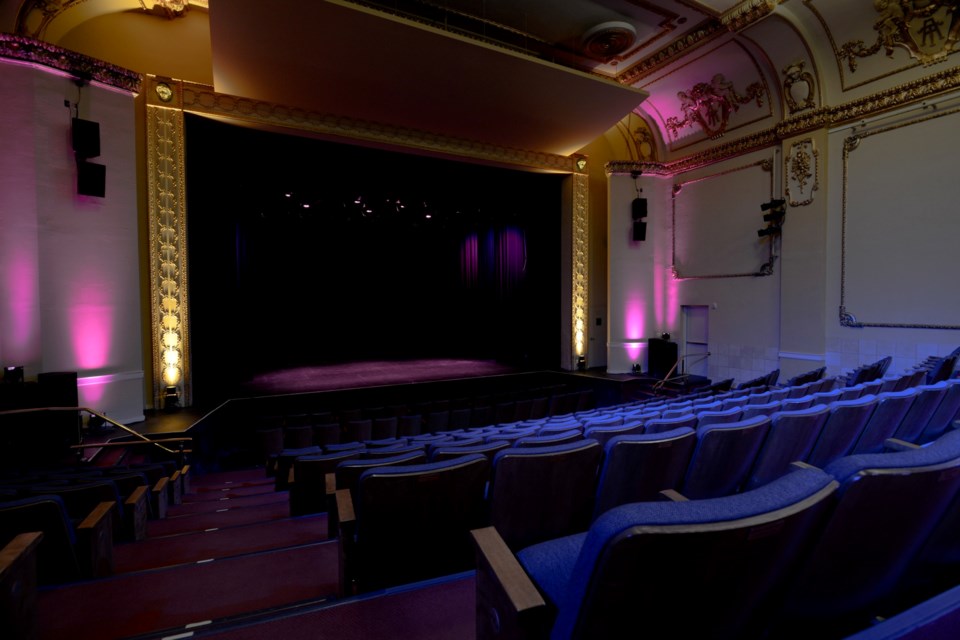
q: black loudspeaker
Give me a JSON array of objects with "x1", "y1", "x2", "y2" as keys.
[
  {"x1": 631, "y1": 197, "x2": 647, "y2": 220},
  {"x1": 632, "y1": 220, "x2": 647, "y2": 242},
  {"x1": 72, "y1": 117, "x2": 100, "y2": 158},
  {"x1": 647, "y1": 338, "x2": 678, "y2": 380},
  {"x1": 77, "y1": 160, "x2": 106, "y2": 197},
  {"x1": 37, "y1": 371, "x2": 82, "y2": 456}
]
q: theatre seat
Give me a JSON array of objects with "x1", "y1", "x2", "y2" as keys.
[
  {"x1": 337, "y1": 453, "x2": 489, "y2": 594},
  {"x1": 773, "y1": 428, "x2": 960, "y2": 638},
  {"x1": 488, "y1": 440, "x2": 602, "y2": 551},
  {"x1": 744, "y1": 405, "x2": 830, "y2": 491},
  {"x1": 840, "y1": 583, "x2": 960, "y2": 640},
  {"x1": 472, "y1": 465, "x2": 838, "y2": 640},
  {"x1": 681, "y1": 415, "x2": 771, "y2": 499},
  {"x1": 592, "y1": 427, "x2": 696, "y2": 519},
  {"x1": 806, "y1": 395, "x2": 878, "y2": 468},
  {"x1": 0, "y1": 494, "x2": 113, "y2": 585}
]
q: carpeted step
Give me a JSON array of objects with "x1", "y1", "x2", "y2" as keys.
[
  {"x1": 38, "y1": 541, "x2": 339, "y2": 640},
  {"x1": 114, "y1": 513, "x2": 328, "y2": 573},
  {"x1": 149, "y1": 572, "x2": 476, "y2": 640},
  {"x1": 167, "y1": 488, "x2": 288, "y2": 517},
  {"x1": 147, "y1": 499, "x2": 292, "y2": 537}
]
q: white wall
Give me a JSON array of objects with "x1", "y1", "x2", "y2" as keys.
[
  {"x1": 0, "y1": 59, "x2": 144, "y2": 423},
  {"x1": 823, "y1": 93, "x2": 960, "y2": 379}
]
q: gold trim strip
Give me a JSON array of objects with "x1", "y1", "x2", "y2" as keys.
[
  {"x1": 572, "y1": 173, "x2": 589, "y2": 366},
  {"x1": 146, "y1": 103, "x2": 191, "y2": 407}
]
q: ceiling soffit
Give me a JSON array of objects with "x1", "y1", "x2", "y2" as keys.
[{"x1": 208, "y1": 0, "x2": 649, "y2": 157}]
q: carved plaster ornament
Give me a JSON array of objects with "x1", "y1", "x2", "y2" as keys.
[
  {"x1": 785, "y1": 140, "x2": 819, "y2": 207},
  {"x1": 840, "y1": 0, "x2": 960, "y2": 70},
  {"x1": 665, "y1": 74, "x2": 766, "y2": 140},
  {"x1": 783, "y1": 61, "x2": 817, "y2": 113}
]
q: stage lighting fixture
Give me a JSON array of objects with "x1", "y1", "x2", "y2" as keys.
[
  {"x1": 760, "y1": 198, "x2": 785, "y2": 211},
  {"x1": 757, "y1": 226, "x2": 780, "y2": 237},
  {"x1": 3, "y1": 365, "x2": 24, "y2": 384}
]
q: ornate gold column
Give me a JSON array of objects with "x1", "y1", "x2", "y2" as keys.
[
  {"x1": 145, "y1": 77, "x2": 191, "y2": 408},
  {"x1": 572, "y1": 169, "x2": 589, "y2": 369}
]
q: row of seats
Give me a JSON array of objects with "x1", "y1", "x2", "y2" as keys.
[
  {"x1": 0, "y1": 458, "x2": 189, "y2": 585},
  {"x1": 474, "y1": 426, "x2": 960, "y2": 639}
]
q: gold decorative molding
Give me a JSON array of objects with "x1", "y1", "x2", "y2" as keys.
[
  {"x1": 618, "y1": 19, "x2": 727, "y2": 85},
  {"x1": 615, "y1": 64, "x2": 960, "y2": 177},
  {"x1": 839, "y1": 0, "x2": 960, "y2": 71},
  {"x1": 665, "y1": 74, "x2": 767, "y2": 140},
  {"x1": 179, "y1": 82, "x2": 576, "y2": 174},
  {"x1": 721, "y1": 0, "x2": 781, "y2": 32},
  {"x1": 572, "y1": 173, "x2": 589, "y2": 366},
  {"x1": 0, "y1": 33, "x2": 141, "y2": 93},
  {"x1": 146, "y1": 99, "x2": 191, "y2": 407},
  {"x1": 785, "y1": 139, "x2": 818, "y2": 207},
  {"x1": 16, "y1": 1, "x2": 208, "y2": 38},
  {"x1": 782, "y1": 60, "x2": 818, "y2": 113}
]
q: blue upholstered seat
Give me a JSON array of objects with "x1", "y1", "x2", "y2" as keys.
[
  {"x1": 745, "y1": 404, "x2": 830, "y2": 490},
  {"x1": 774, "y1": 428, "x2": 960, "y2": 638},
  {"x1": 840, "y1": 583, "x2": 960, "y2": 640},
  {"x1": 489, "y1": 439, "x2": 602, "y2": 550},
  {"x1": 851, "y1": 388, "x2": 921, "y2": 454},
  {"x1": 806, "y1": 395, "x2": 877, "y2": 468},
  {"x1": 681, "y1": 414, "x2": 771, "y2": 499},
  {"x1": 496, "y1": 466, "x2": 838, "y2": 640},
  {"x1": 592, "y1": 426, "x2": 696, "y2": 519}
]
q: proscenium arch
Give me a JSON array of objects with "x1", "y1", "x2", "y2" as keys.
[{"x1": 143, "y1": 75, "x2": 589, "y2": 407}]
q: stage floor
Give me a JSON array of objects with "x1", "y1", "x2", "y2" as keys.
[{"x1": 237, "y1": 358, "x2": 521, "y2": 396}]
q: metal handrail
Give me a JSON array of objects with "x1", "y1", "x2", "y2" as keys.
[{"x1": 0, "y1": 406, "x2": 189, "y2": 457}]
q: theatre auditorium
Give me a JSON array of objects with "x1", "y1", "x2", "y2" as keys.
[{"x1": 3, "y1": 2, "x2": 960, "y2": 638}]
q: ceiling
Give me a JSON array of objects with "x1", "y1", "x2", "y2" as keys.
[{"x1": 4, "y1": 0, "x2": 949, "y2": 161}]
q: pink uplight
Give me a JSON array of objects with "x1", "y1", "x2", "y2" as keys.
[
  {"x1": 4, "y1": 247, "x2": 39, "y2": 359},
  {"x1": 69, "y1": 304, "x2": 113, "y2": 369},
  {"x1": 624, "y1": 294, "x2": 646, "y2": 340}
]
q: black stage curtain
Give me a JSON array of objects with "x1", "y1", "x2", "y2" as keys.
[{"x1": 184, "y1": 115, "x2": 561, "y2": 404}]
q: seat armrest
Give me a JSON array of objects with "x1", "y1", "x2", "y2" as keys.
[
  {"x1": 124, "y1": 485, "x2": 149, "y2": 541},
  {"x1": 658, "y1": 489, "x2": 688, "y2": 502},
  {"x1": 471, "y1": 526, "x2": 550, "y2": 640},
  {"x1": 884, "y1": 438, "x2": 920, "y2": 452},
  {"x1": 336, "y1": 488, "x2": 357, "y2": 597},
  {"x1": 790, "y1": 461, "x2": 820, "y2": 471},
  {"x1": 151, "y1": 476, "x2": 169, "y2": 520},
  {"x1": 326, "y1": 473, "x2": 339, "y2": 539},
  {"x1": 1, "y1": 532, "x2": 43, "y2": 640},
  {"x1": 76, "y1": 501, "x2": 115, "y2": 578}
]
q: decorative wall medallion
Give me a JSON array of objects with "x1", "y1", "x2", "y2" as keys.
[
  {"x1": 785, "y1": 139, "x2": 819, "y2": 207},
  {"x1": 665, "y1": 74, "x2": 766, "y2": 140},
  {"x1": 782, "y1": 61, "x2": 817, "y2": 113},
  {"x1": 839, "y1": 1, "x2": 960, "y2": 70}
]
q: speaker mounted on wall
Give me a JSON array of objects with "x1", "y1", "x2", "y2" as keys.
[
  {"x1": 77, "y1": 160, "x2": 106, "y2": 198},
  {"x1": 72, "y1": 118, "x2": 100, "y2": 159},
  {"x1": 631, "y1": 197, "x2": 647, "y2": 242}
]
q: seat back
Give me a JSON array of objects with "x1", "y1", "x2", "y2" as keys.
[
  {"x1": 289, "y1": 450, "x2": 363, "y2": 516},
  {"x1": 429, "y1": 440, "x2": 511, "y2": 463},
  {"x1": 840, "y1": 583, "x2": 960, "y2": 640},
  {"x1": 777, "y1": 428, "x2": 960, "y2": 636},
  {"x1": 695, "y1": 406, "x2": 743, "y2": 430},
  {"x1": 592, "y1": 427, "x2": 696, "y2": 519},
  {"x1": 0, "y1": 494, "x2": 81, "y2": 585},
  {"x1": 682, "y1": 415, "x2": 771, "y2": 499},
  {"x1": 918, "y1": 379, "x2": 960, "y2": 443},
  {"x1": 891, "y1": 382, "x2": 949, "y2": 444},
  {"x1": 541, "y1": 466, "x2": 838, "y2": 640},
  {"x1": 806, "y1": 395, "x2": 877, "y2": 468},
  {"x1": 334, "y1": 450, "x2": 428, "y2": 500},
  {"x1": 740, "y1": 400, "x2": 782, "y2": 420},
  {"x1": 851, "y1": 388, "x2": 920, "y2": 454},
  {"x1": 515, "y1": 429, "x2": 582, "y2": 449},
  {"x1": 490, "y1": 439, "x2": 603, "y2": 550},
  {"x1": 352, "y1": 454, "x2": 489, "y2": 591},
  {"x1": 744, "y1": 405, "x2": 830, "y2": 491},
  {"x1": 582, "y1": 421, "x2": 645, "y2": 448},
  {"x1": 644, "y1": 414, "x2": 698, "y2": 435}
]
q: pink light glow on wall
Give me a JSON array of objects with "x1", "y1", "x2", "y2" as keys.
[
  {"x1": 624, "y1": 293, "x2": 646, "y2": 360},
  {"x1": 4, "y1": 247, "x2": 39, "y2": 359},
  {"x1": 70, "y1": 305, "x2": 113, "y2": 369},
  {"x1": 653, "y1": 271, "x2": 681, "y2": 330}
]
